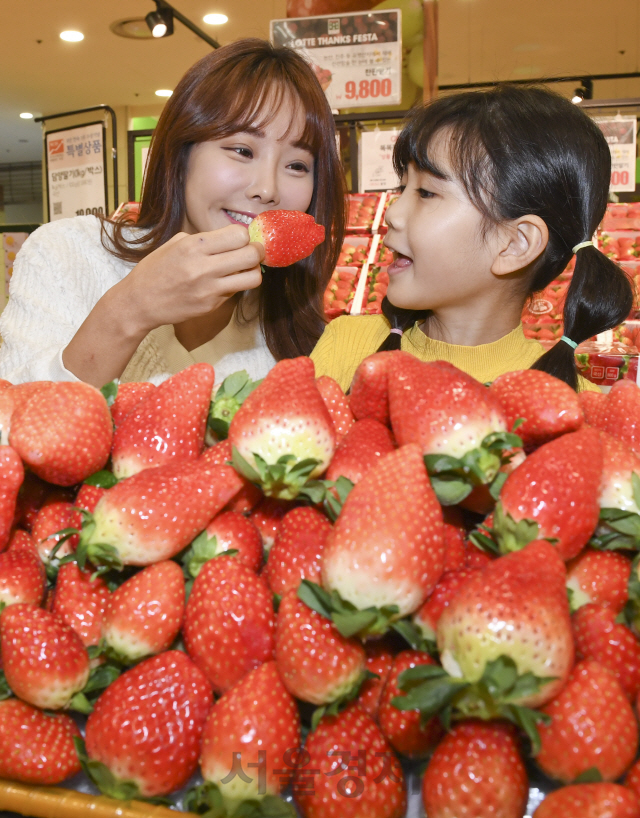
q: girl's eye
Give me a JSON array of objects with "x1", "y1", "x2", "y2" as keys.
[
  {"x1": 417, "y1": 187, "x2": 434, "y2": 199},
  {"x1": 225, "y1": 146, "x2": 253, "y2": 158},
  {"x1": 288, "y1": 162, "x2": 310, "y2": 173}
]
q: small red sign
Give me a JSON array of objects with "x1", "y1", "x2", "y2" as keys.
[
  {"x1": 48, "y1": 139, "x2": 64, "y2": 155},
  {"x1": 591, "y1": 366, "x2": 605, "y2": 379}
]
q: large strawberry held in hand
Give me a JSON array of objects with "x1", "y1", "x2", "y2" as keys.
[{"x1": 248, "y1": 209, "x2": 325, "y2": 267}]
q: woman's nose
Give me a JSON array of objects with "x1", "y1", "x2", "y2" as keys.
[{"x1": 246, "y1": 164, "x2": 280, "y2": 206}]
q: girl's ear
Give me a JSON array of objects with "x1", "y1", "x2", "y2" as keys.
[{"x1": 491, "y1": 215, "x2": 549, "y2": 276}]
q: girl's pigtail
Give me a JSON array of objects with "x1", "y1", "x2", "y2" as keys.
[
  {"x1": 376, "y1": 297, "x2": 427, "y2": 352},
  {"x1": 532, "y1": 246, "x2": 633, "y2": 390}
]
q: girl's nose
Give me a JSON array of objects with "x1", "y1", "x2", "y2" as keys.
[{"x1": 246, "y1": 165, "x2": 280, "y2": 206}]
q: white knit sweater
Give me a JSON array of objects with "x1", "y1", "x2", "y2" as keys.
[{"x1": 0, "y1": 216, "x2": 276, "y2": 386}]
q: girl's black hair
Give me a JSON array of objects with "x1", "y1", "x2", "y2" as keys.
[{"x1": 378, "y1": 85, "x2": 633, "y2": 390}]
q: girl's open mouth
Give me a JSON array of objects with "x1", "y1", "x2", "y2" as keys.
[{"x1": 387, "y1": 253, "x2": 413, "y2": 276}]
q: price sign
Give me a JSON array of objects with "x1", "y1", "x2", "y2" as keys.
[
  {"x1": 359, "y1": 129, "x2": 400, "y2": 192},
  {"x1": 593, "y1": 116, "x2": 637, "y2": 193},
  {"x1": 271, "y1": 10, "x2": 402, "y2": 109},
  {"x1": 45, "y1": 122, "x2": 107, "y2": 221}
]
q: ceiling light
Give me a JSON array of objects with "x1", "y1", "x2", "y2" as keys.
[
  {"x1": 155, "y1": 89, "x2": 173, "y2": 97},
  {"x1": 19, "y1": 112, "x2": 33, "y2": 119},
  {"x1": 203, "y1": 13, "x2": 228, "y2": 24},
  {"x1": 146, "y1": 6, "x2": 174, "y2": 38},
  {"x1": 60, "y1": 30, "x2": 84, "y2": 42}
]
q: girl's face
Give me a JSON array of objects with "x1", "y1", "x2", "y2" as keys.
[
  {"x1": 384, "y1": 134, "x2": 502, "y2": 313},
  {"x1": 181, "y1": 95, "x2": 315, "y2": 234}
]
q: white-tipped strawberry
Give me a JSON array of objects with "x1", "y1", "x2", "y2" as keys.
[
  {"x1": 228, "y1": 357, "x2": 336, "y2": 500},
  {"x1": 591, "y1": 430, "x2": 640, "y2": 550},
  {"x1": 248, "y1": 209, "x2": 324, "y2": 267}
]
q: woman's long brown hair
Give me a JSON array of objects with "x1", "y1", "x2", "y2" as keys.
[{"x1": 103, "y1": 38, "x2": 346, "y2": 360}]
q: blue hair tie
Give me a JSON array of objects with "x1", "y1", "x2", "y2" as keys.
[{"x1": 561, "y1": 335, "x2": 578, "y2": 350}]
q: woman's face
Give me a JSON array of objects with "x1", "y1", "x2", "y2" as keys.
[{"x1": 181, "y1": 95, "x2": 315, "y2": 235}]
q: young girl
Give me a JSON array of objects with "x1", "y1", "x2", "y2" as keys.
[
  {"x1": 311, "y1": 85, "x2": 631, "y2": 392},
  {"x1": 0, "y1": 39, "x2": 346, "y2": 387}
]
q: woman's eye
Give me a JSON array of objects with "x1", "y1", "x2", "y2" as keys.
[
  {"x1": 417, "y1": 188, "x2": 434, "y2": 199},
  {"x1": 288, "y1": 162, "x2": 310, "y2": 173},
  {"x1": 225, "y1": 146, "x2": 252, "y2": 158}
]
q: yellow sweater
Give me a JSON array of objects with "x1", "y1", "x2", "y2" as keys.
[{"x1": 311, "y1": 315, "x2": 599, "y2": 392}]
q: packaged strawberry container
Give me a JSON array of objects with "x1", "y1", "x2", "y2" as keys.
[
  {"x1": 335, "y1": 235, "x2": 371, "y2": 267},
  {"x1": 324, "y1": 265, "x2": 360, "y2": 319},
  {"x1": 575, "y1": 340, "x2": 639, "y2": 389},
  {"x1": 345, "y1": 193, "x2": 380, "y2": 234},
  {"x1": 602, "y1": 202, "x2": 640, "y2": 231}
]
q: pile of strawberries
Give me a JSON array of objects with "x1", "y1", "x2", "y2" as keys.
[{"x1": 4, "y1": 356, "x2": 640, "y2": 817}]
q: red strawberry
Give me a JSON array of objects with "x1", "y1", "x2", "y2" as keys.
[
  {"x1": 13, "y1": 472, "x2": 75, "y2": 532},
  {"x1": 265, "y1": 506, "x2": 332, "y2": 597},
  {"x1": 413, "y1": 568, "x2": 479, "y2": 644},
  {"x1": 249, "y1": 496, "x2": 294, "y2": 552},
  {"x1": 388, "y1": 358, "x2": 508, "y2": 472},
  {"x1": 101, "y1": 561, "x2": 184, "y2": 662},
  {"x1": 228, "y1": 357, "x2": 336, "y2": 499},
  {"x1": 51, "y1": 562, "x2": 109, "y2": 647},
  {"x1": 377, "y1": 650, "x2": 442, "y2": 758},
  {"x1": 490, "y1": 369, "x2": 584, "y2": 450},
  {"x1": 442, "y1": 523, "x2": 467, "y2": 572},
  {"x1": 248, "y1": 209, "x2": 324, "y2": 267},
  {"x1": 0, "y1": 547, "x2": 45, "y2": 609},
  {"x1": 0, "y1": 446, "x2": 23, "y2": 551},
  {"x1": 85, "y1": 651, "x2": 212, "y2": 797},
  {"x1": 6, "y1": 528, "x2": 37, "y2": 556},
  {"x1": 533, "y1": 783, "x2": 640, "y2": 818},
  {"x1": 0, "y1": 381, "x2": 54, "y2": 446},
  {"x1": 422, "y1": 720, "x2": 529, "y2": 818},
  {"x1": 183, "y1": 554, "x2": 275, "y2": 695},
  {"x1": 200, "y1": 439, "x2": 263, "y2": 513},
  {"x1": 349, "y1": 351, "x2": 405, "y2": 425},
  {"x1": 0, "y1": 603, "x2": 90, "y2": 709},
  {"x1": 437, "y1": 541, "x2": 573, "y2": 708},
  {"x1": 626, "y1": 758, "x2": 640, "y2": 803},
  {"x1": 580, "y1": 389, "x2": 609, "y2": 429},
  {"x1": 573, "y1": 603, "x2": 640, "y2": 700},
  {"x1": 275, "y1": 589, "x2": 365, "y2": 705},
  {"x1": 604, "y1": 380, "x2": 640, "y2": 456},
  {"x1": 199, "y1": 661, "x2": 300, "y2": 806},
  {"x1": 111, "y1": 363, "x2": 215, "y2": 479},
  {"x1": 566, "y1": 548, "x2": 631, "y2": 613},
  {"x1": 74, "y1": 482, "x2": 108, "y2": 515},
  {"x1": 293, "y1": 704, "x2": 406, "y2": 818},
  {"x1": 493, "y1": 427, "x2": 603, "y2": 560},
  {"x1": 358, "y1": 640, "x2": 394, "y2": 722},
  {"x1": 0, "y1": 698, "x2": 81, "y2": 785},
  {"x1": 109, "y1": 381, "x2": 157, "y2": 428},
  {"x1": 322, "y1": 444, "x2": 444, "y2": 626},
  {"x1": 463, "y1": 537, "x2": 495, "y2": 570},
  {"x1": 536, "y1": 660, "x2": 638, "y2": 782},
  {"x1": 32, "y1": 500, "x2": 78, "y2": 562},
  {"x1": 315, "y1": 375, "x2": 355, "y2": 442},
  {"x1": 197, "y1": 510, "x2": 264, "y2": 574},
  {"x1": 82, "y1": 459, "x2": 243, "y2": 566},
  {"x1": 325, "y1": 418, "x2": 395, "y2": 485},
  {"x1": 9, "y1": 382, "x2": 113, "y2": 486}
]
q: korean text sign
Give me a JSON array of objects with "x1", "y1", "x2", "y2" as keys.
[
  {"x1": 271, "y1": 10, "x2": 402, "y2": 110},
  {"x1": 593, "y1": 116, "x2": 637, "y2": 193}
]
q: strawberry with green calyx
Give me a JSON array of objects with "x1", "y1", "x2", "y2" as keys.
[
  {"x1": 10, "y1": 381, "x2": 113, "y2": 486},
  {"x1": 229, "y1": 357, "x2": 336, "y2": 500},
  {"x1": 101, "y1": 560, "x2": 184, "y2": 664},
  {"x1": 0, "y1": 446, "x2": 23, "y2": 551},
  {"x1": 377, "y1": 650, "x2": 443, "y2": 759},
  {"x1": 265, "y1": 506, "x2": 332, "y2": 597},
  {"x1": 566, "y1": 548, "x2": 631, "y2": 613},
  {"x1": 491, "y1": 427, "x2": 603, "y2": 560},
  {"x1": 83, "y1": 650, "x2": 212, "y2": 798},
  {"x1": 207, "y1": 370, "x2": 262, "y2": 441},
  {"x1": 590, "y1": 432, "x2": 640, "y2": 551},
  {"x1": 408, "y1": 568, "x2": 480, "y2": 652},
  {"x1": 0, "y1": 698, "x2": 81, "y2": 785},
  {"x1": 533, "y1": 783, "x2": 640, "y2": 818},
  {"x1": 0, "y1": 547, "x2": 45, "y2": 611},
  {"x1": 183, "y1": 554, "x2": 275, "y2": 695},
  {"x1": 200, "y1": 439, "x2": 263, "y2": 514},
  {"x1": 111, "y1": 363, "x2": 215, "y2": 479},
  {"x1": 490, "y1": 368, "x2": 584, "y2": 451},
  {"x1": 195, "y1": 661, "x2": 300, "y2": 814},
  {"x1": 422, "y1": 719, "x2": 529, "y2": 818},
  {"x1": 248, "y1": 209, "x2": 324, "y2": 268},
  {"x1": 536, "y1": 660, "x2": 638, "y2": 782},
  {"x1": 320, "y1": 444, "x2": 444, "y2": 636},
  {"x1": 275, "y1": 589, "x2": 367, "y2": 724},
  {"x1": 77, "y1": 459, "x2": 244, "y2": 568},
  {"x1": 293, "y1": 704, "x2": 406, "y2": 818},
  {"x1": 573, "y1": 603, "x2": 640, "y2": 700},
  {"x1": 183, "y1": 511, "x2": 263, "y2": 578},
  {"x1": 388, "y1": 359, "x2": 519, "y2": 506},
  {"x1": 32, "y1": 501, "x2": 79, "y2": 567},
  {"x1": 0, "y1": 603, "x2": 90, "y2": 710},
  {"x1": 315, "y1": 375, "x2": 355, "y2": 442}
]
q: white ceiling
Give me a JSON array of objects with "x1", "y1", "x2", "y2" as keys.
[{"x1": 1, "y1": 0, "x2": 640, "y2": 164}]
